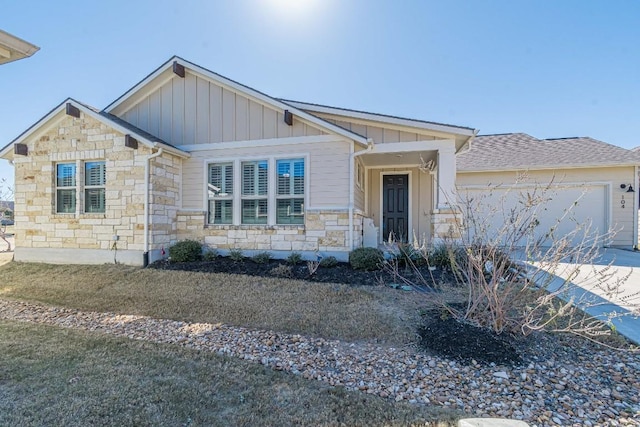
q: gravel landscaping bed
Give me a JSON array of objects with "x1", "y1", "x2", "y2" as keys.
[{"x1": 2, "y1": 299, "x2": 639, "y2": 426}]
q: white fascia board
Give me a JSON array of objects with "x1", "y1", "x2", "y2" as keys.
[
  {"x1": 285, "y1": 100, "x2": 477, "y2": 137},
  {"x1": 104, "y1": 57, "x2": 368, "y2": 146},
  {"x1": 368, "y1": 139, "x2": 455, "y2": 154},
  {"x1": 177, "y1": 135, "x2": 346, "y2": 152},
  {"x1": 457, "y1": 163, "x2": 640, "y2": 174},
  {"x1": 0, "y1": 30, "x2": 39, "y2": 57}
]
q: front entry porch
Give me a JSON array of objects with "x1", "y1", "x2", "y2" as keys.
[{"x1": 354, "y1": 139, "x2": 462, "y2": 247}]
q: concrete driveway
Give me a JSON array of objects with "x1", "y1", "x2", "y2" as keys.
[{"x1": 525, "y1": 248, "x2": 640, "y2": 345}]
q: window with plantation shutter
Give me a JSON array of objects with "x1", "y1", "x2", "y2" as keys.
[
  {"x1": 208, "y1": 163, "x2": 233, "y2": 224},
  {"x1": 276, "y1": 158, "x2": 304, "y2": 224},
  {"x1": 56, "y1": 163, "x2": 77, "y2": 213},
  {"x1": 241, "y1": 160, "x2": 268, "y2": 224},
  {"x1": 84, "y1": 161, "x2": 106, "y2": 213}
]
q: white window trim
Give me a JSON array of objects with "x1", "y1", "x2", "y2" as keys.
[
  {"x1": 207, "y1": 162, "x2": 234, "y2": 225},
  {"x1": 203, "y1": 153, "x2": 309, "y2": 227},
  {"x1": 55, "y1": 161, "x2": 78, "y2": 214},
  {"x1": 84, "y1": 161, "x2": 106, "y2": 214},
  {"x1": 240, "y1": 159, "x2": 269, "y2": 225},
  {"x1": 55, "y1": 159, "x2": 106, "y2": 215},
  {"x1": 275, "y1": 158, "x2": 306, "y2": 225}
]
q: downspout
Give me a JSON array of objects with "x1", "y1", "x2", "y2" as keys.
[
  {"x1": 348, "y1": 139, "x2": 374, "y2": 251},
  {"x1": 634, "y1": 165, "x2": 639, "y2": 250},
  {"x1": 143, "y1": 147, "x2": 163, "y2": 266}
]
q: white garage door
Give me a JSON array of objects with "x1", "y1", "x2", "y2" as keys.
[{"x1": 458, "y1": 184, "x2": 608, "y2": 246}]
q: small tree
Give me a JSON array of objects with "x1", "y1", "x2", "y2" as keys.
[
  {"x1": 0, "y1": 178, "x2": 13, "y2": 252},
  {"x1": 393, "y1": 175, "x2": 640, "y2": 346}
]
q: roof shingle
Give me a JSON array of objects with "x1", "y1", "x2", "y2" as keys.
[{"x1": 457, "y1": 133, "x2": 640, "y2": 171}]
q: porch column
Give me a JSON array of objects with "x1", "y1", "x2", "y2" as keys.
[
  {"x1": 431, "y1": 145, "x2": 462, "y2": 242},
  {"x1": 435, "y1": 145, "x2": 456, "y2": 209}
]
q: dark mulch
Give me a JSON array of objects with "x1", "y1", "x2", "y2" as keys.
[
  {"x1": 418, "y1": 311, "x2": 522, "y2": 365},
  {"x1": 150, "y1": 256, "x2": 455, "y2": 289}
]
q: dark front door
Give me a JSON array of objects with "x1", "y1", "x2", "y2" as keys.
[{"x1": 383, "y1": 174, "x2": 409, "y2": 242}]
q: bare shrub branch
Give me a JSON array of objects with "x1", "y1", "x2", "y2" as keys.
[{"x1": 385, "y1": 175, "x2": 640, "y2": 347}]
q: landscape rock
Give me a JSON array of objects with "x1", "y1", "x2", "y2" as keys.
[{"x1": 1, "y1": 298, "x2": 639, "y2": 427}]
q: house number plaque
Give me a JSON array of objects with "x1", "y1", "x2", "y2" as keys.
[{"x1": 621, "y1": 195, "x2": 626, "y2": 208}]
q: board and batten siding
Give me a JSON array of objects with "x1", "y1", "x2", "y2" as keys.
[
  {"x1": 310, "y1": 112, "x2": 452, "y2": 144},
  {"x1": 456, "y1": 167, "x2": 637, "y2": 247},
  {"x1": 117, "y1": 71, "x2": 326, "y2": 146},
  {"x1": 181, "y1": 139, "x2": 351, "y2": 210}
]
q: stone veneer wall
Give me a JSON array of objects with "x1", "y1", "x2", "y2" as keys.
[
  {"x1": 148, "y1": 152, "x2": 182, "y2": 259},
  {"x1": 431, "y1": 208, "x2": 463, "y2": 242},
  {"x1": 176, "y1": 209, "x2": 364, "y2": 260},
  {"x1": 12, "y1": 112, "x2": 181, "y2": 265}
]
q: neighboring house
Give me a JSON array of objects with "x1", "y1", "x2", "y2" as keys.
[
  {"x1": 0, "y1": 30, "x2": 39, "y2": 65},
  {"x1": 0, "y1": 56, "x2": 638, "y2": 266}
]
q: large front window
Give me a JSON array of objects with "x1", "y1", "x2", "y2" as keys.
[
  {"x1": 206, "y1": 157, "x2": 306, "y2": 226},
  {"x1": 241, "y1": 160, "x2": 268, "y2": 224},
  {"x1": 276, "y1": 158, "x2": 304, "y2": 225}
]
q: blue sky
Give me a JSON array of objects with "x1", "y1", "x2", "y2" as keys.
[{"x1": 1, "y1": 0, "x2": 639, "y2": 192}]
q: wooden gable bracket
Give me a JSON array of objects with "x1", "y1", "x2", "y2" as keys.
[
  {"x1": 124, "y1": 134, "x2": 139, "y2": 149},
  {"x1": 65, "y1": 103, "x2": 81, "y2": 118},
  {"x1": 284, "y1": 110, "x2": 293, "y2": 126},
  {"x1": 172, "y1": 61, "x2": 185, "y2": 78},
  {"x1": 14, "y1": 143, "x2": 28, "y2": 156}
]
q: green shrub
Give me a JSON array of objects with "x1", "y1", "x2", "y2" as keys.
[
  {"x1": 394, "y1": 243, "x2": 427, "y2": 267},
  {"x1": 319, "y1": 255, "x2": 339, "y2": 268},
  {"x1": 229, "y1": 248, "x2": 244, "y2": 262},
  {"x1": 428, "y1": 244, "x2": 459, "y2": 269},
  {"x1": 169, "y1": 240, "x2": 203, "y2": 263},
  {"x1": 270, "y1": 264, "x2": 293, "y2": 278},
  {"x1": 349, "y1": 247, "x2": 384, "y2": 271},
  {"x1": 203, "y1": 249, "x2": 218, "y2": 261},
  {"x1": 252, "y1": 251, "x2": 272, "y2": 264},
  {"x1": 287, "y1": 252, "x2": 303, "y2": 265}
]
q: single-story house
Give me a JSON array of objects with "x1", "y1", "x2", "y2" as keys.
[{"x1": 1, "y1": 56, "x2": 639, "y2": 265}]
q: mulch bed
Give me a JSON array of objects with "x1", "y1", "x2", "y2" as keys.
[
  {"x1": 150, "y1": 256, "x2": 457, "y2": 289},
  {"x1": 419, "y1": 312, "x2": 522, "y2": 365}
]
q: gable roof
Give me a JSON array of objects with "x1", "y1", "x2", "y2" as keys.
[
  {"x1": 0, "y1": 98, "x2": 189, "y2": 159},
  {"x1": 0, "y1": 30, "x2": 39, "y2": 65},
  {"x1": 457, "y1": 133, "x2": 640, "y2": 172},
  {"x1": 281, "y1": 99, "x2": 477, "y2": 137},
  {"x1": 104, "y1": 56, "x2": 369, "y2": 146}
]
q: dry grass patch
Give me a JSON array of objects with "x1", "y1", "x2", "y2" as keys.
[
  {"x1": 0, "y1": 320, "x2": 460, "y2": 426},
  {"x1": 0, "y1": 262, "x2": 445, "y2": 346}
]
